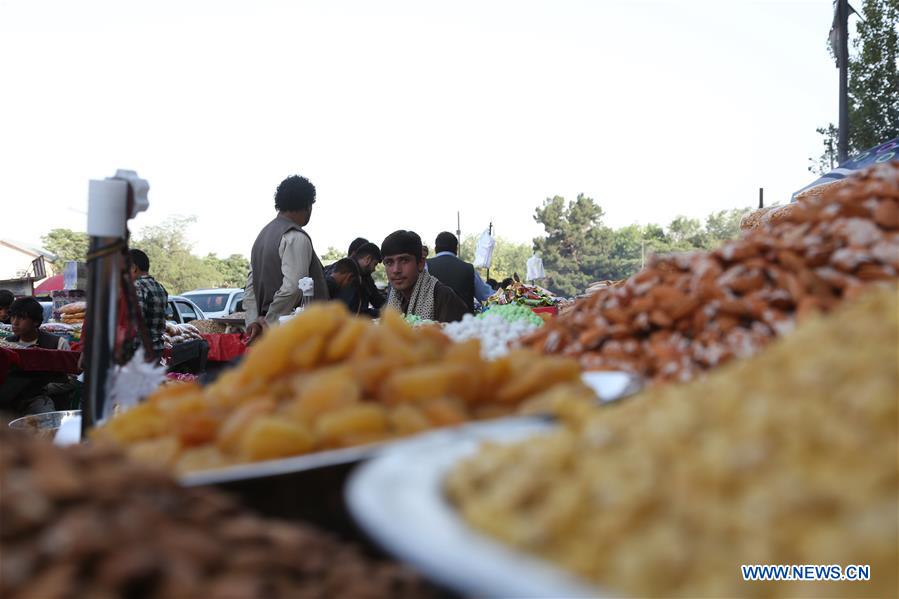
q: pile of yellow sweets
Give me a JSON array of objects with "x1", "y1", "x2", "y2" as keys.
[
  {"x1": 94, "y1": 303, "x2": 595, "y2": 473},
  {"x1": 447, "y1": 286, "x2": 898, "y2": 598}
]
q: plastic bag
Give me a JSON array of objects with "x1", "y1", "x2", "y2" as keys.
[{"x1": 473, "y1": 230, "x2": 495, "y2": 269}]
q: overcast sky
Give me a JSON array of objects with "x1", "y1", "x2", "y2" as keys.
[{"x1": 0, "y1": 0, "x2": 840, "y2": 258}]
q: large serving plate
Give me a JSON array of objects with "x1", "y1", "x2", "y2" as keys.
[
  {"x1": 179, "y1": 441, "x2": 386, "y2": 487},
  {"x1": 346, "y1": 418, "x2": 610, "y2": 598},
  {"x1": 181, "y1": 371, "x2": 641, "y2": 487}
]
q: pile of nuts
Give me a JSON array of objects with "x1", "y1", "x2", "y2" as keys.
[
  {"x1": 0, "y1": 429, "x2": 435, "y2": 599},
  {"x1": 522, "y1": 161, "x2": 899, "y2": 381}
]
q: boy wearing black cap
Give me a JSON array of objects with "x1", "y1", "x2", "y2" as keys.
[{"x1": 381, "y1": 230, "x2": 466, "y2": 324}]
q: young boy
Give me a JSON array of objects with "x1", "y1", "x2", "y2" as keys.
[
  {"x1": 326, "y1": 258, "x2": 363, "y2": 311},
  {"x1": 6, "y1": 297, "x2": 70, "y2": 350}
]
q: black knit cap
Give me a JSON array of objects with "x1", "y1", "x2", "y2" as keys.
[{"x1": 380, "y1": 230, "x2": 423, "y2": 260}]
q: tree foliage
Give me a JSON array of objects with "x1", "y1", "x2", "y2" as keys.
[
  {"x1": 131, "y1": 216, "x2": 250, "y2": 295},
  {"x1": 532, "y1": 195, "x2": 750, "y2": 296},
  {"x1": 812, "y1": 0, "x2": 899, "y2": 173},
  {"x1": 320, "y1": 246, "x2": 343, "y2": 263},
  {"x1": 459, "y1": 234, "x2": 532, "y2": 283},
  {"x1": 41, "y1": 229, "x2": 89, "y2": 273},
  {"x1": 849, "y1": 0, "x2": 899, "y2": 150},
  {"x1": 201, "y1": 253, "x2": 250, "y2": 288}
]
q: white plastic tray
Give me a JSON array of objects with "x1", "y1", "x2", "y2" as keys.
[
  {"x1": 180, "y1": 371, "x2": 640, "y2": 486},
  {"x1": 346, "y1": 419, "x2": 612, "y2": 598}
]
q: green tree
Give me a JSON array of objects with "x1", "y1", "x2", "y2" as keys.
[
  {"x1": 532, "y1": 194, "x2": 613, "y2": 297},
  {"x1": 41, "y1": 228, "x2": 88, "y2": 273},
  {"x1": 704, "y1": 208, "x2": 752, "y2": 248},
  {"x1": 530, "y1": 197, "x2": 753, "y2": 295},
  {"x1": 459, "y1": 235, "x2": 532, "y2": 283},
  {"x1": 132, "y1": 216, "x2": 220, "y2": 294},
  {"x1": 666, "y1": 216, "x2": 709, "y2": 249},
  {"x1": 849, "y1": 0, "x2": 899, "y2": 150},
  {"x1": 812, "y1": 0, "x2": 899, "y2": 172},
  {"x1": 202, "y1": 253, "x2": 250, "y2": 288},
  {"x1": 320, "y1": 246, "x2": 343, "y2": 264}
]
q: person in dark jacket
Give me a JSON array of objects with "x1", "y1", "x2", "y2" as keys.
[
  {"x1": 324, "y1": 241, "x2": 386, "y2": 317},
  {"x1": 381, "y1": 230, "x2": 466, "y2": 323},
  {"x1": 326, "y1": 258, "x2": 362, "y2": 306},
  {"x1": 426, "y1": 232, "x2": 493, "y2": 314}
]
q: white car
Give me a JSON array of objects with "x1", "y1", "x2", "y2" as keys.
[
  {"x1": 166, "y1": 295, "x2": 207, "y2": 324},
  {"x1": 180, "y1": 288, "x2": 245, "y2": 319}
]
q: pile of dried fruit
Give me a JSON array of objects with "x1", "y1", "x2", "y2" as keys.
[
  {"x1": 0, "y1": 429, "x2": 435, "y2": 599},
  {"x1": 93, "y1": 304, "x2": 593, "y2": 474},
  {"x1": 449, "y1": 287, "x2": 899, "y2": 598},
  {"x1": 523, "y1": 161, "x2": 899, "y2": 381}
]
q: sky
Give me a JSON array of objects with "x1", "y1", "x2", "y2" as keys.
[{"x1": 0, "y1": 0, "x2": 843, "y2": 259}]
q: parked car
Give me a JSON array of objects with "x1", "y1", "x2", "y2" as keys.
[
  {"x1": 180, "y1": 288, "x2": 245, "y2": 319},
  {"x1": 166, "y1": 295, "x2": 207, "y2": 324}
]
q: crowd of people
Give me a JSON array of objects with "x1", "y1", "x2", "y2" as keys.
[{"x1": 243, "y1": 174, "x2": 497, "y2": 343}]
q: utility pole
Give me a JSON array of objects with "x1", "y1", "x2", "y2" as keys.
[
  {"x1": 456, "y1": 211, "x2": 461, "y2": 241},
  {"x1": 759, "y1": 188, "x2": 764, "y2": 209},
  {"x1": 486, "y1": 220, "x2": 493, "y2": 281},
  {"x1": 836, "y1": 0, "x2": 850, "y2": 163}
]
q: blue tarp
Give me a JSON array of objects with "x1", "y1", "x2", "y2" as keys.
[{"x1": 793, "y1": 137, "x2": 898, "y2": 201}]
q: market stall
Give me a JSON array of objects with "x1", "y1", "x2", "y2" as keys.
[{"x1": 4, "y1": 161, "x2": 897, "y2": 599}]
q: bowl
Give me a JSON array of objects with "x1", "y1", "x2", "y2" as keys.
[{"x1": 8, "y1": 410, "x2": 82, "y2": 440}]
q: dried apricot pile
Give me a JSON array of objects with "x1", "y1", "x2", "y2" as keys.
[
  {"x1": 523, "y1": 161, "x2": 899, "y2": 381},
  {"x1": 93, "y1": 304, "x2": 593, "y2": 473}
]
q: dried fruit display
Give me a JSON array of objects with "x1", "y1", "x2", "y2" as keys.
[
  {"x1": 0, "y1": 428, "x2": 436, "y2": 599},
  {"x1": 93, "y1": 303, "x2": 594, "y2": 474},
  {"x1": 449, "y1": 287, "x2": 899, "y2": 598},
  {"x1": 522, "y1": 161, "x2": 899, "y2": 381}
]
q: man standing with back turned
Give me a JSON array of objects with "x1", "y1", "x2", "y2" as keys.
[
  {"x1": 244, "y1": 175, "x2": 328, "y2": 343},
  {"x1": 426, "y1": 231, "x2": 493, "y2": 314}
]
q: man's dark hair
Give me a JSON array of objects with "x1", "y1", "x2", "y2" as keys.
[
  {"x1": 500, "y1": 278, "x2": 514, "y2": 289},
  {"x1": 354, "y1": 242, "x2": 382, "y2": 263},
  {"x1": 130, "y1": 249, "x2": 150, "y2": 273},
  {"x1": 486, "y1": 278, "x2": 499, "y2": 291},
  {"x1": 348, "y1": 237, "x2": 369, "y2": 256},
  {"x1": 274, "y1": 175, "x2": 316, "y2": 212},
  {"x1": 434, "y1": 231, "x2": 459, "y2": 254},
  {"x1": 0, "y1": 289, "x2": 13, "y2": 309},
  {"x1": 381, "y1": 230, "x2": 424, "y2": 261},
  {"x1": 332, "y1": 258, "x2": 361, "y2": 283},
  {"x1": 9, "y1": 297, "x2": 43, "y2": 325}
]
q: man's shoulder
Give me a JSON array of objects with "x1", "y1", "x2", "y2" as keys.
[
  {"x1": 434, "y1": 280, "x2": 465, "y2": 302},
  {"x1": 146, "y1": 276, "x2": 168, "y2": 294},
  {"x1": 430, "y1": 254, "x2": 474, "y2": 270}
]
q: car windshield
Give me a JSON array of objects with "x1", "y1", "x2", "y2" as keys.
[{"x1": 183, "y1": 293, "x2": 229, "y2": 313}]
